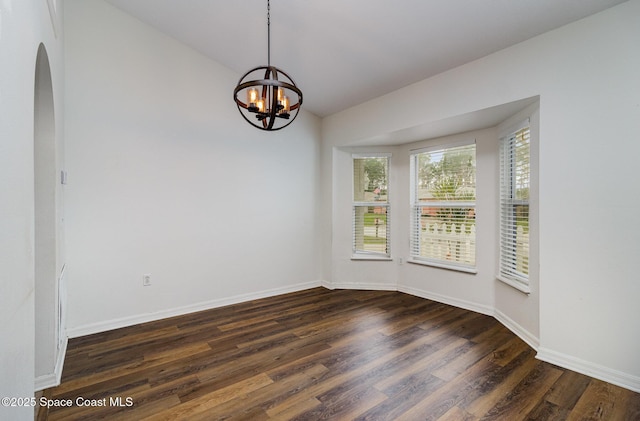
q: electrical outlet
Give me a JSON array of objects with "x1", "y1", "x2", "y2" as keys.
[{"x1": 143, "y1": 274, "x2": 151, "y2": 286}]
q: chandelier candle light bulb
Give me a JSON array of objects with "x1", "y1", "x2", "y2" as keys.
[
  {"x1": 257, "y1": 98, "x2": 266, "y2": 114},
  {"x1": 247, "y1": 88, "x2": 259, "y2": 112},
  {"x1": 280, "y1": 95, "x2": 290, "y2": 117}
]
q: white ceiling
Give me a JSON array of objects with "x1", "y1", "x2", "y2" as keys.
[{"x1": 105, "y1": 0, "x2": 627, "y2": 118}]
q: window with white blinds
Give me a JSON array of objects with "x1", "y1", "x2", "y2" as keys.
[
  {"x1": 352, "y1": 154, "x2": 390, "y2": 258},
  {"x1": 409, "y1": 142, "x2": 476, "y2": 271},
  {"x1": 499, "y1": 126, "x2": 530, "y2": 286}
]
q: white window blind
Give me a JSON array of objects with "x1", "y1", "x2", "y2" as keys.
[
  {"x1": 499, "y1": 126, "x2": 530, "y2": 285},
  {"x1": 352, "y1": 154, "x2": 390, "y2": 257},
  {"x1": 410, "y1": 142, "x2": 476, "y2": 270}
]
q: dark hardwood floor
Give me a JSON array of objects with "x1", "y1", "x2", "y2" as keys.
[{"x1": 43, "y1": 288, "x2": 640, "y2": 420}]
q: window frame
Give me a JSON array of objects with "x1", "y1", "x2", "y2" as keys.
[
  {"x1": 498, "y1": 121, "x2": 531, "y2": 293},
  {"x1": 351, "y1": 153, "x2": 391, "y2": 260},
  {"x1": 409, "y1": 140, "x2": 477, "y2": 273}
]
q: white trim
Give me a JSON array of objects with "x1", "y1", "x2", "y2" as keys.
[
  {"x1": 407, "y1": 258, "x2": 478, "y2": 274},
  {"x1": 66, "y1": 281, "x2": 322, "y2": 338},
  {"x1": 417, "y1": 200, "x2": 476, "y2": 208},
  {"x1": 397, "y1": 284, "x2": 493, "y2": 316},
  {"x1": 494, "y1": 308, "x2": 539, "y2": 350},
  {"x1": 321, "y1": 280, "x2": 335, "y2": 290},
  {"x1": 409, "y1": 138, "x2": 476, "y2": 155},
  {"x1": 351, "y1": 152, "x2": 392, "y2": 159},
  {"x1": 326, "y1": 281, "x2": 398, "y2": 291},
  {"x1": 498, "y1": 117, "x2": 530, "y2": 139},
  {"x1": 537, "y1": 347, "x2": 640, "y2": 393},
  {"x1": 34, "y1": 335, "x2": 67, "y2": 391},
  {"x1": 34, "y1": 374, "x2": 57, "y2": 392},
  {"x1": 352, "y1": 201, "x2": 390, "y2": 207},
  {"x1": 498, "y1": 100, "x2": 538, "y2": 138},
  {"x1": 351, "y1": 254, "x2": 393, "y2": 261},
  {"x1": 496, "y1": 275, "x2": 531, "y2": 294}
]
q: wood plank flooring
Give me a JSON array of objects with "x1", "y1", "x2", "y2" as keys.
[{"x1": 44, "y1": 288, "x2": 640, "y2": 420}]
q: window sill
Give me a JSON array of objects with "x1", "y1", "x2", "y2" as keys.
[
  {"x1": 351, "y1": 254, "x2": 392, "y2": 261},
  {"x1": 496, "y1": 275, "x2": 531, "y2": 295},
  {"x1": 407, "y1": 258, "x2": 477, "y2": 274}
]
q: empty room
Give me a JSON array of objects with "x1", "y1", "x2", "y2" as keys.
[{"x1": 1, "y1": 0, "x2": 639, "y2": 419}]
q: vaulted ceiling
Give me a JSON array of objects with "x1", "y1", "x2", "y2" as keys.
[{"x1": 105, "y1": 0, "x2": 627, "y2": 118}]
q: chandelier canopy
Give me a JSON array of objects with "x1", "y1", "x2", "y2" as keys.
[{"x1": 233, "y1": 0, "x2": 303, "y2": 131}]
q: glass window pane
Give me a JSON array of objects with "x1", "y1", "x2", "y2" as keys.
[
  {"x1": 515, "y1": 129, "x2": 530, "y2": 201},
  {"x1": 353, "y1": 205, "x2": 388, "y2": 254},
  {"x1": 353, "y1": 157, "x2": 388, "y2": 203},
  {"x1": 417, "y1": 206, "x2": 476, "y2": 266},
  {"x1": 416, "y1": 144, "x2": 475, "y2": 202}
]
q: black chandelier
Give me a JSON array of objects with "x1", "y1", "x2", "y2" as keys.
[{"x1": 233, "y1": 0, "x2": 303, "y2": 131}]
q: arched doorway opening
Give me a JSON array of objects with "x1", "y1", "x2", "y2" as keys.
[{"x1": 34, "y1": 43, "x2": 60, "y2": 389}]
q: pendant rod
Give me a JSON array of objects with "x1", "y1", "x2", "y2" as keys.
[{"x1": 267, "y1": 0, "x2": 271, "y2": 67}]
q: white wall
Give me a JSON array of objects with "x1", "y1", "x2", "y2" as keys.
[
  {"x1": 0, "y1": 0, "x2": 65, "y2": 419},
  {"x1": 322, "y1": 0, "x2": 640, "y2": 391},
  {"x1": 64, "y1": 0, "x2": 322, "y2": 336}
]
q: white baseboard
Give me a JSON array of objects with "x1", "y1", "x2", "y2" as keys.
[
  {"x1": 397, "y1": 284, "x2": 494, "y2": 316},
  {"x1": 320, "y1": 280, "x2": 335, "y2": 290},
  {"x1": 66, "y1": 281, "x2": 322, "y2": 338},
  {"x1": 493, "y1": 308, "x2": 539, "y2": 351},
  {"x1": 537, "y1": 347, "x2": 640, "y2": 393},
  {"x1": 34, "y1": 335, "x2": 68, "y2": 391},
  {"x1": 324, "y1": 281, "x2": 397, "y2": 291},
  {"x1": 34, "y1": 374, "x2": 57, "y2": 393}
]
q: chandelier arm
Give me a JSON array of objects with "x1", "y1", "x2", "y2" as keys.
[
  {"x1": 235, "y1": 103, "x2": 301, "y2": 131},
  {"x1": 235, "y1": 78, "x2": 301, "y2": 93}
]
